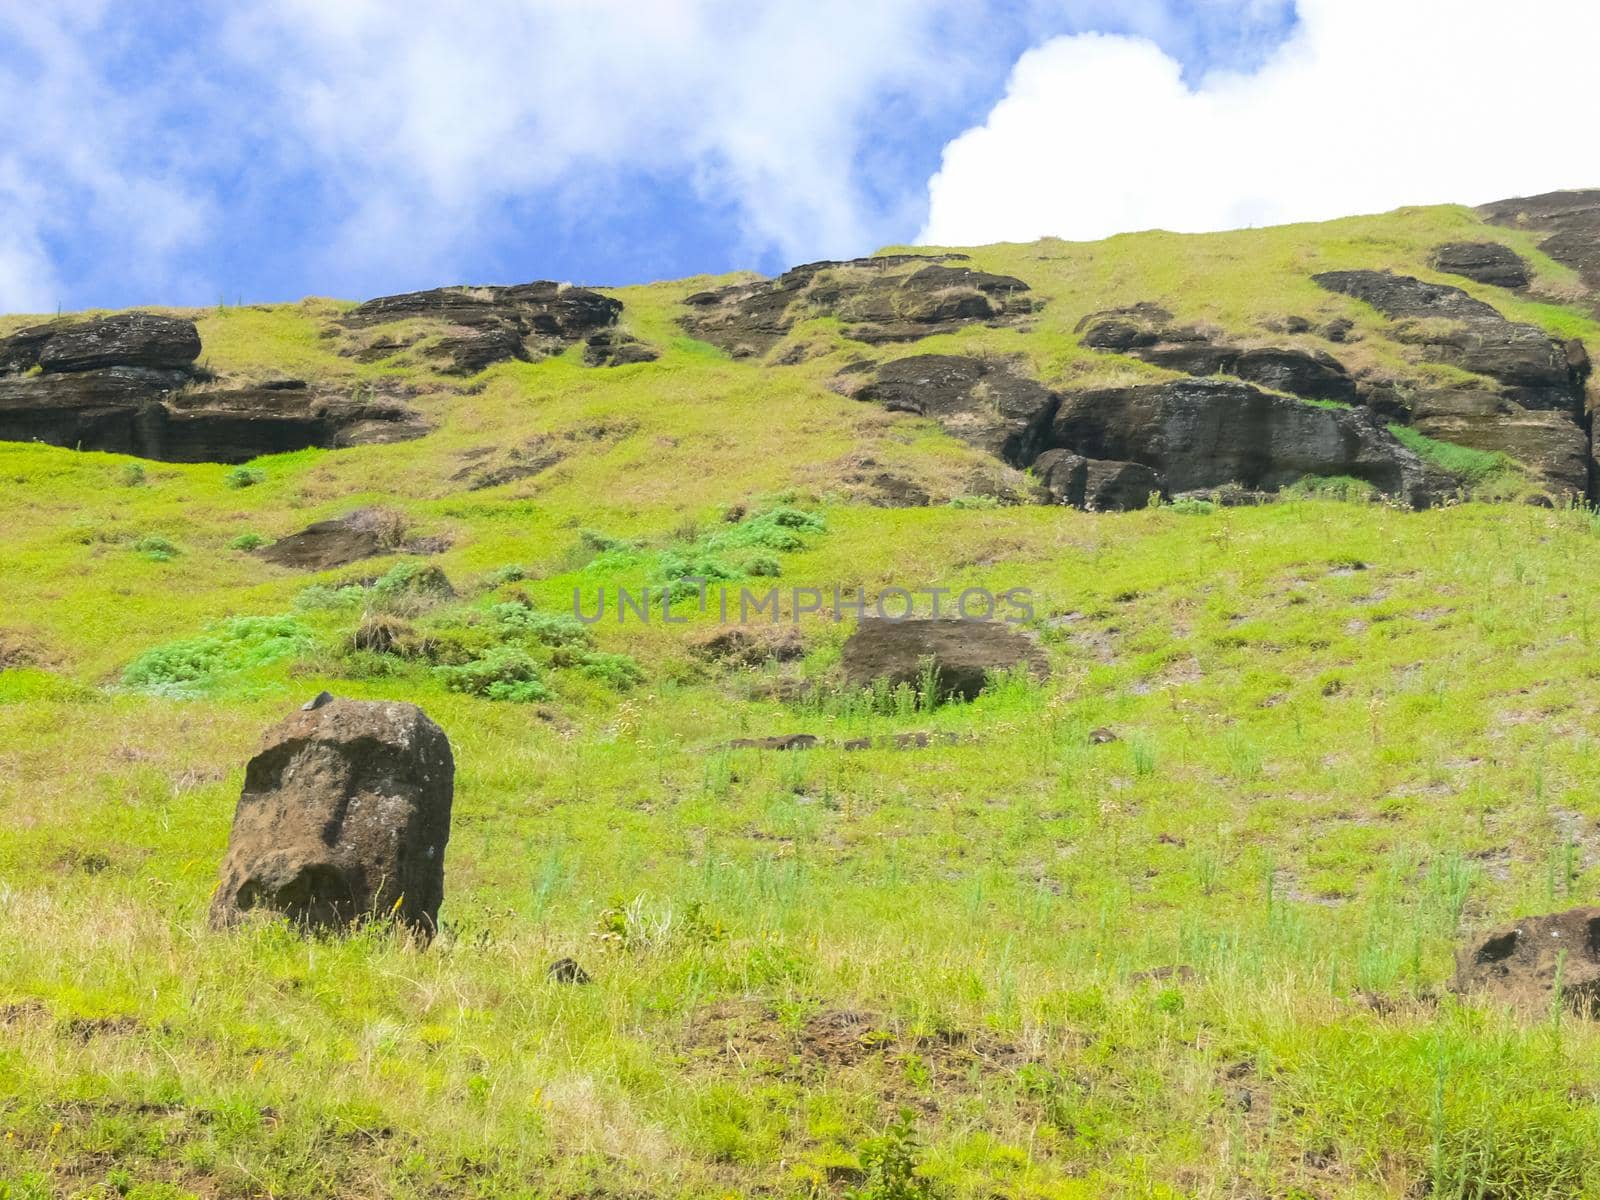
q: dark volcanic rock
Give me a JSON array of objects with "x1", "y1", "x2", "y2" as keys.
[
  {"x1": 0, "y1": 324, "x2": 59, "y2": 375},
  {"x1": 1480, "y1": 190, "x2": 1600, "y2": 303},
  {"x1": 1411, "y1": 390, "x2": 1588, "y2": 499},
  {"x1": 683, "y1": 254, "x2": 1035, "y2": 358},
  {"x1": 583, "y1": 330, "x2": 658, "y2": 367},
  {"x1": 1076, "y1": 305, "x2": 1357, "y2": 403},
  {"x1": 848, "y1": 355, "x2": 1057, "y2": 463},
  {"x1": 1031, "y1": 449, "x2": 1162, "y2": 511},
  {"x1": 1454, "y1": 906, "x2": 1600, "y2": 1014},
  {"x1": 1048, "y1": 378, "x2": 1428, "y2": 500},
  {"x1": 340, "y1": 281, "x2": 623, "y2": 374},
  {"x1": 1313, "y1": 269, "x2": 1578, "y2": 408},
  {"x1": 4, "y1": 314, "x2": 203, "y2": 375},
  {"x1": 0, "y1": 368, "x2": 188, "y2": 454},
  {"x1": 839, "y1": 618, "x2": 1048, "y2": 701},
  {"x1": 256, "y1": 508, "x2": 425, "y2": 571},
  {"x1": 210, "y1": 699, "x2": 454, "y2": 938},
  {"x1": 0, "y1": 373, "x2": 427, "y2": 464},
  {"x1": 1430, "y1": 242, "x2": 1531, "y2": 290}
]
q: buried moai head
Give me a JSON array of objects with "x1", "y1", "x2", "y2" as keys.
[{"x1": 210, "y1": 697, "x2": 455, "y2": 939}]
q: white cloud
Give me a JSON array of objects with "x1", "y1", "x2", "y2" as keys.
[
  {"x1": 922, "y1": 0, "x2": 1600, "y2": 247},
  {"x1": 221, "y1": 0, "x2": 1004, "y2": 287}
]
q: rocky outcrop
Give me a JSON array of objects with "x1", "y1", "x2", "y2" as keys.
[
  {"x1": 210, "y1": 699, "x2": 455, "y2": 938},
  {"x1": 1031, "y1": 449, "x2": 1161, "y2": 511},
  {"x1": 1050, "y1": 378, "x2": 1430, "y2": 500},
  {"x1": 1480, "y1": 190, "x2": 1600, "y2": 304},
  {"x1": 683, "y1": 255, "x2": 1036, "y2": 358},
  {"x1": 339, "y1": 281, "x2": 624, "y2": 374},
  {"x1": 0, "y1": 372, "x2": 426, "y2": 463},
  {"x1": 844, "y1": 354, "x2": 1057, "y2": 462},
  {"x1": 1312, "y1": 270, "x2": 1581, "y2": 411},
  {"x1": 0, "y1": 313, "x2": 427, "y2": 462},
  {"x1": 840, "y1": 618, "x2": 1047, "y2": 701},
  {"x1": 1076, "y1": 304, "x2": 1358, "y2": 404},
  {"x1": 0, "y1": 313, "x2": 202, "y2": 375},
  {"x1": 848, "y1": 356, "x2": 1434, "y2": 507},
  {"x1": 1430, "y1": 242, "x2": 1531, "y2": 290},
  {"x1": 1454, "y1": 907, "x2": 1600, "y2": 1014},
  {"x1": 1410, "y1": 390, "x2": 1589, "y2": 500}
]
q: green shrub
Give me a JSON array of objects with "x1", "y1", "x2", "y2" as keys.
[
  {"x1": 1286, "y1": 474, "x2": 1376, "y2": 502},
  {"x1": 371, "y1": 561, "x2": 454, "y2": 601},
  {"x1": 1168, "y1": 498, "x2": 1216, "y2": 515},
  {"x1": 707, "y1": 506, "x2": 826, "y2": 553},
  {"x1": 487, "y1": 564, "x2": 529, "y2": 586},
  {"x1": 490, "y1": 602, "x2": 592, "y2": 647},
  {"x1": 131, "y1": 535, "x2": 180, "y2": 562},
  {"x1": 947, "y1": 494, "x2": 1000, "y2": 510},
  {"x1": 294, "y1": 582, "x2": 367, "y2": 611},
  {"x1": 744, "y1": 552, "x2": 782, "y2": 577},
  {"x1": 437, "y1": 647, "x2": 550, "y2": 702},
  {"x1": 122, "y1": 616, "x2": 313, "y2": 696},
  {"x1": 577, "y1": 650, "x2": 644, "y2": 690},
  {"x1": 229, "y1": 532, "x2": 266, "y2": 551},
  {"x1": 224, "y1": 466, "x2": 266, "y2": 489},
  {"x1": 118, "y1": 463, "x2": 146, "y2": 487}
]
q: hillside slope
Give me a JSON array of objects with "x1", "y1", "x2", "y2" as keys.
[{"x1": 3, "y1": 193, "x2": 1600, "y2": 1198}]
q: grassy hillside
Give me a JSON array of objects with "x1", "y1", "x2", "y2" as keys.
[{"x1": 5, "y1": 204, "x2": 1600, "y2": 1199}]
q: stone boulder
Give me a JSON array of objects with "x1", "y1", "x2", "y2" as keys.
[
  {"x1": 1048, "y1": 378, "x2": 1429, "y2": 500},
  {"x1": 1313, "y1": 270, "x2": 1580, "y2": 410},
  {"x1": 339, "y1": 281, "x2": 623, "y2": 374},
  {"x1": 1031, "y1": 449, "x2": 1162, "y2": 511},
  {"x1": 210, "y1": 699, "x2": 455, "y2": 937},
  {"x1": 1430, "y1": 242, "x2": 1531, "y2": 290},
  {"x1": 1076, "y1": 305, "x2": 1357, "y2": 404},
  {"x1": 847, "y1": 354, "x2": 1057, "y2": 463},
  {"x1": 1454, "y1": 907, "x2": 1600, "y2": 1014},
  {"x1": 683, "y1": 254, "x2": 1036, "y2": 358},
  {"x1": 840, "y1": 618, "x2": 1047, "y2": 701},
  {"x1": 256, "y1": 508, "x2": 423, "y2": 571},
  {"x1": 0, "y1": 314, "x2": 201, "y2": 376}
]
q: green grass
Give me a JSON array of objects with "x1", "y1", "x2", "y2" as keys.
[
  {"x1": 1388, "y1": 424, "x2": 1515, "y2": 485},
  {"x1": 3, "y1": 201, "x2": 1600, "y2": 1198}
]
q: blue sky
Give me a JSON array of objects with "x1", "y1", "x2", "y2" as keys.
[{"x1": 3, "y1": 1, "x2": 1591, "y2": 315}]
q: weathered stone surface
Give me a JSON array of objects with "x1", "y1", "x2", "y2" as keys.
[
  {"x1": 256, "y1": 508, "x2": 421, "y2": 571},
  {"x1": 0, "y1": 372, "x2": 427, "y2": 464},
  {"x1": 683, "y1": 255, "x2": 1035, "y2": 358},
  {"x1": 210, "y1": 699, "x2": 454, "y2": 938},
  {"x1": 1454, "y1": 906, "x2": 1600, "y2": 1014},
  {"x1": 0, "y1": 323, "x2": 59, "y2": 375},
  {"x1": 1049, "y1": 378, "x2": 1428, "y2": 500},
  {"x1": 0, "y1": 368, "x2": 187, "y2": 454},
  {"x1": 1076, "y1": 305, "x2": 1357, "y2": 403},
  {"x1": 1480, "y1": 190, "x2": 1600, "y2": 303},
  {"x1": 839, "y1": 618, "x2": 1048, "y2": 701},
  {"x1": 0, "y1": 314, "x2": 203, "y2": 375},
  {"x1": 583, "y1": 330, "x2": 658, "y2": 367},
  {"x1": 847, "y1": 355, "x2": 1057, "y2": 463},
  {"x1": 1032, "y1": 449, "x2": 1161, "y2": 511},
  {"x1": 1411, "y1": 390, "x2": 1589, "y2": 499},
  {"x1": 1430, "y1": 242, "x2": 1531, "y2": 289},
  {"x1": 1313, "y1": 270, "x2": 1580, "y2": 409},
  {"x1": 689, "y1": 625, "x2": 806, "y2": 667},
  {"x1": 340, "y1": 281, "x2": 623, "y2": 373}
]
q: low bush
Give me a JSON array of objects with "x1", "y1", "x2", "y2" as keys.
[
  {"x1": 437, "y1": 646, "x2": 550, "y2": 703},
  {"x1": 122, "y1": 615, "x2": 313, "y2": 696}
]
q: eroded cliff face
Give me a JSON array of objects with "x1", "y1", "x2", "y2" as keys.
[{"x1": 0, "y1": 194, "x2": 1595, "y2": 505}]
